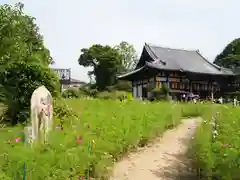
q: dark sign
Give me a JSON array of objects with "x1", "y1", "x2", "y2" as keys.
[{"x1": 52, "y1": 68, "x2": 71, "y2": 84}]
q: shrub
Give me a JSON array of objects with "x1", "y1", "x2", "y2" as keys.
[
  {"x1": 161, "y1": 83, "x2": 170, "y2": 95},
  {"x1": 106, "y1": 80, "x2": 132, "y2": 92},
  {"x1": 78, "y1": 87, "x2": 98, "y2": 98},
  {"x1": 96, "y1": 91, "x2": 128, "y2": 100},
  {"x1": 86, "y1": 89, "x2": 98, "y2": 97},
  {"x1": 53, "y1": 98, "x2": 79, "y2": 128},
  {"x1": 0, "y1": 62, "x2": 60, "y2": 124},
  {"x1": 53, "y1": 98, "x2": 78, "y2": 120},
  {"x1": 151, "y1": 87, "x2": 169, "y2": 101},
  {"x1": 151, "y1": 88, "x2": 164, "y2": 100},
  {"x1": 62, "y1": 88, "x2": 81, "y2": 99}
]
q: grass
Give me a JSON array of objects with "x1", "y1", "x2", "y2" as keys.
[
  {"x1": 191, "y1": 104, "x2": 240, "y2": 180},
  {"x1": 0, "y1": 99, "x2": 186, "y2": 180},
  {"x1": 0, "y1": 100, "x2": 239, "y2": 180}
]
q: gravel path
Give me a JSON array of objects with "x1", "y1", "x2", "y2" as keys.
[{"x1": 110, "y1": 119, "x2": 200, "y2": 180}]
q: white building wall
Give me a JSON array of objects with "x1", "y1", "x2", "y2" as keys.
[
  {"x1": 138, "y1": 84, "x2": 142, "y2": 98},
  {"x1": 133, "y1": 86, "x2": 137, "y2": 98}
]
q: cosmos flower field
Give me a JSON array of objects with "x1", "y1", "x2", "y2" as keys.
[
  {"x1": 191, "y1": 104, "x2": 240, "y2": 180},
  {"x1": 0, "y1": 99, "x2": 239, "y2": 179}
]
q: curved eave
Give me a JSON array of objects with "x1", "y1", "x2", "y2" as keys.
[
  {"x1": 145, "y1": 43, "x2": 236, "y2": 76},
  {"x1": 117, "y1": 66, "x2": 146, "y2": 80},
  {"x1": 146, "y1": 62, "x2": 235, "y2": 76}
]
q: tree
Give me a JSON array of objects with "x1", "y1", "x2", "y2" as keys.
[
  {"x1": 214, "y1": 38, "x2": 240, "y2": 68},
  {"x1": 0, "y1": 3, "x2": 60, "y2": 124},
  {"x1": 78, "y1": 44, "x2": 122, "y2": 90},
  {"x1": 0, "y1": 62, "x2": 60, "y2": 124},
  {"x1": 0, "y1": 3, "x2": 53, "y2": 66},
  {"x1": 115, "y1": 41, "x2": 138, "y2": 71}
]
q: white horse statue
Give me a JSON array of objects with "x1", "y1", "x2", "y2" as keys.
[{"x1": 30, "y1": 85, "x2": 53, "y2": 144}]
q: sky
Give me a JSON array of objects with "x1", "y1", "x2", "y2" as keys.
[{"x1": 1, "y1": 0, "x2": 240, "y2": 82}]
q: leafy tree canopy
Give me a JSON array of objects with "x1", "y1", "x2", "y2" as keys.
[
  {"x1": 214, "y1": 38, "x2": 240, "y2": 69},
  {"x1": 78, "y1": 44, "x2": 122, "y2": 90},
  {"x1": 0, "y1": 3, "x2": 60, "y2": 124},
  {"x1": 0, "y1": 2, "x2": 53, "y2": 66},
  {"x1": 0, "y1": 61, "x2": 60, "y2": 124},
  {"x1": 114, "y1": 41, "x2": 138, "y2": 71}
]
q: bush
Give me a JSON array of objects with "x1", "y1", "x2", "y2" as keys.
[
  {"x1": 106, "y1": 80, "x2": 132, "y2": 92},
  {"x1": 96, "y1": 91, "x2": 128, "y2": 100},
  {"x1": 151, "y1": 87, "x2": 170, "y2": 101},
  {"x1": 62, "y1": 88, "x2": 81, "y2": 99},
  {"x1": 0, "y1": 62, "x2": 60, "y2": 124},
  {"x1": 151, "y1": 88, "x2": 165, "y2": 101},
  {"x1": 79, "y1": 87, "x2": 98, "y2": 98}
]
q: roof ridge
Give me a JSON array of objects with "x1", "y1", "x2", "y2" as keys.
[
  {"x1": 144, "y1": 43, "x2": 166, "y2": 65},
  {"x1": 146, "y1": 43, "x2": 197, "y2": 52}
]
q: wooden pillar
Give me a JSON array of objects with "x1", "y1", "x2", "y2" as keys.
[
  {"x1": 211, "y1": 85, "x2": 214, "y2": 102},
  {"x1": 189, "y1": 80, "x2": 192, "y2": 93},
  {"x1": 166, "y1": 73, "x2": 170, "y2": 89},
  {"x1": 153, "y1": 76, "x2": 156, "y2": 89}
]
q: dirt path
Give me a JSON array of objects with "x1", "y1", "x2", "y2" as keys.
[{"x1": 110, "y1": 119, "x2": 200, "y2": 180}]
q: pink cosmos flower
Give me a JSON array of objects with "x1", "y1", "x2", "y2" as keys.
[
  {"x1": 76, "y1": 136, "x2": 82, "y2": 143},
  {"x1": 14, "y1": 138, "x2": 20, "y2": 143}
]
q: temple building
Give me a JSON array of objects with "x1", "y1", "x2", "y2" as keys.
[{"x1": 118, "y1": 43, "x2": 237, "y2": 99}]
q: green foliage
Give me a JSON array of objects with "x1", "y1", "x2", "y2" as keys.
[
  {"x1": 62, "y1": 88, "x2": 82, "y2": 99},
  {"x1": 161, "y1": 83, "x2": 170, "y2": 95},
  {"x1": 78, "y1": 87, "x2": 98, "y2": 98},
  {"x1": 77, "y1": 42, "x2": 137, "y2": 90},
  {"x1": 214, "y1": 38, "x2": 240, "y2": 68},
  {"x1": 0, "y1": 3, "x2": 53, "y2": 66},
  {"x1": 95, "y1": 91, "x2": 129, "y2": 100},
  {"x1": 114, "y1": 41, "x2": 138, "y2": 71},
  {"x1": 1, "y1": 100, "x2": 239, "y2": 179},
  {"x1": 0, "y1": 62, "x2": 60, "y2": 124},
  {"x1": 151, "y1": 84, "x2": 170, "y2": 101},
  {"x1": 0, "y1": 100, "x2": 184, "y2": 179},
  {"x1": 0, "y1": 2, "x2": 58, "y2": 124},
  {"x1": 107, "y1": 80, "x2": 132, "y2": 92},
  {"x1": 191, "y1": 105, "x2": 240, "y2": 180},
  {"x1": 180, "y1": 103, "x2": 208, "y2": 117},
  {"x1": 53, "y1": 98, "x2": 78, "y2": 121},
  {"x1": 151, "y1": 88, "x2": 165, "y2": 101},
  {"x1": 78, "y1": 44, "x2": 122, "y2": 90}
]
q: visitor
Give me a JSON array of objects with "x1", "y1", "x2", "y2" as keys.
[{"x1": 233, "y1": 97, "x2": 237, "y2": 107}]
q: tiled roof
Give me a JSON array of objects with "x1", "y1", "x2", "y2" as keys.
[
  {"x1": 144, "y1": 43, "x2": 234, "y2": 75},
  {"x1": 117, "y1": 43, "x2": 235, "y2": 79}
]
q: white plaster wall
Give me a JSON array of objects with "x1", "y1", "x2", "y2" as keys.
[
  {"x1": 133, "y1": 86, "x2": 137, "y2": 98},
  {"x1": 138, "y1": 84, "x2": 142, "y2": 98}
]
